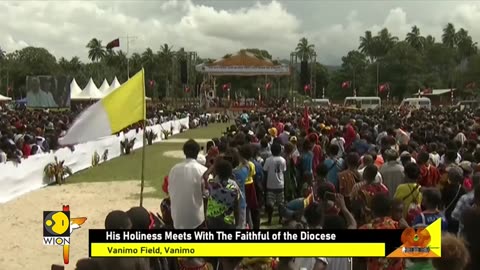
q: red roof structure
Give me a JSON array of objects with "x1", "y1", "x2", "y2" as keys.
[{"x1": 196, "y1": 50, "x2": 290, "y2": 76}]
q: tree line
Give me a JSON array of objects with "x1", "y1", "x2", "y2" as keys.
[{"x1": 0, "y1": 22, "x2": 479, "y2": 100}]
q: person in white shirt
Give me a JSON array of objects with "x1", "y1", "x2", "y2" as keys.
[
  {"x1": 330, "y1": 131, "x2": 345, "y2": 158},
  {"x1": 263, "y1": 143, "x2": 287, "y2": 225},
  {"x1": 359, "y1": 154, "x2": 383, "y2": 183},
  {"x1": 167, "y1": 139, "x2": 207, "y2": 229}
]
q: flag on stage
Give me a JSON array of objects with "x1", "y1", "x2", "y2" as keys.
[
  {"x1": 59, "y1": 69, "x2": 145, "y2": 145},
  {"x1": 106, "y1": 38, "x2": 120, "y2": 49}
]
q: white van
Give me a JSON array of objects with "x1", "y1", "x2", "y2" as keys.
[
  {"x1": 400, "y1": 98, "x2": 431, "y2": 110},
  {"x1": 455, "y1": 100, "x2": 480, "y2": 110},
  {"x1": 304, "y1": 99, "x2": 331, "y2": 108},
  {"x1": 344, "y1": 97, "x2": 381, "y2": 109}
]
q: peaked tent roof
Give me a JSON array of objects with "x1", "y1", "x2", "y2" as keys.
[
  {"x1": 73, "y1": 78, "x2": 103, "y2": 99},
  {"x1": 0, "y1": 94, "x2": 12, "y2": 101},
  {"x1": 103, "y1": 77, "x2": 121, "y2": 96},
  {"x1": 196, "y1": 50, "x2": 290, "y2": 76},
  {"x1": 98, "y1": 79, "x2": 110, "y2": 94},
  {"x1": 70, "y1": 78, "x2": 83, "y2": 98}
]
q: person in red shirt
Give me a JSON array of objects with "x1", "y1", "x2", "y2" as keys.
[
  {"x1": 308, "y1": 133, "x2": 323, "y2": 175},
  {"x1": 16, "y1": 137, "x2": 31, "y2": 158},
  {"x1": 417, "y1": 151, "x2": 440, "y2": 187},
  {"x1": 344, "y1": 120, "x2": 357, "y2": 151},
  {"x1": 360, "y1": 194, "x2": 404, "y2": 270}
]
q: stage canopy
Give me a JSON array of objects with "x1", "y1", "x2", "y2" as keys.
[
  {"x1": 196, "y1": 50, "x2": 290, "y2": 76},
  {"x1": 0, "y1": 94, "x2": 12, "y2": 101},
  {"x1": 70, "y1": 78, "x2": 83, "y2": 98},
  {"x1": 73, "y1": 78, "x2": 103, "y2": 100}
]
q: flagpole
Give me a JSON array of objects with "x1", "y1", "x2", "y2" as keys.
[
  {"x1": 127, "y1": 34, "x2": 129, "y2": 79},
  {"x1": 139, "y1": 68, "x2": 146, "y2": 207},
  {"x1": 121, "y1": 35, "x2": 137, "y2": 79}
]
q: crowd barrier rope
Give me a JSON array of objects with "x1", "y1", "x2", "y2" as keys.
[{"x1": 0, "y1": 117, "x2": 189, "y2": 204}]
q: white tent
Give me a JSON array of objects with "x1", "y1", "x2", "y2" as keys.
[
  {"x1": 98, "y1": 79, "x2": 110, "y2": 95},
  {"x1": 103, "y1": 77, "x2": 121, "y2": 96},
  {"x1": 73, "y1": 78, "x2": 103, "y2": 99},
  {"x1": 70, "y1": 78, "x2": 82, "y2": 98},
  {"x1": 0, "y1": 94, "x2": 12, "y2": 101}
]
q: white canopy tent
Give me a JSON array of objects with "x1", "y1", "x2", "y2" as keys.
[
  {"x1": 103, "y1": 77, "x2": 121, "y2": 96},
  {"x1": 98, "y1": 79, "x2": 110, "y2": 95},
  {"x1": 73, "y1": 78, "x2": 103, "y2": 100},
  {"x1": 70, "y1": 78, "x2": 83, "y2": 98},
  {"x1": 0, "y1": 94, "x2": 12, "y2": 101}
]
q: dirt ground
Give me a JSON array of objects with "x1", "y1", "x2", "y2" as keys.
[{"x1": 0, "y1": 181, "x2": 160, "y2": 270}]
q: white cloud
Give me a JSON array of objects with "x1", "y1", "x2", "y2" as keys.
[{"x1": 1, "y1": 1, "x2": 480, "y2": 65}]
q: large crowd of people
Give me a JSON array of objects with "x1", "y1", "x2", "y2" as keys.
[
  {"x1": 0, "y1": 102, "x2": 201, "y2": 163},
  {"x1": 69, "y1": 104, "x2": 480, "y2": 270}
]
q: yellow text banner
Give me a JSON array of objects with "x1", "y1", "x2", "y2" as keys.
[{"x1": 90, "y1": 243, "x2": 385, "y2": 257}]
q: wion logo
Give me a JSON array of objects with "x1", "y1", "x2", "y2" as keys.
[{"x1": 43, "y1": 205, "x2": 87, "y2": 264}]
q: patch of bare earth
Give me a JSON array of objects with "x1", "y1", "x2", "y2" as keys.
[{"x1": 0, "y1": 181, "x2": 160, "y2": 270}]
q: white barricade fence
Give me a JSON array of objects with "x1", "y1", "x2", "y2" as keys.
[{"x1": 0, "y1": 117, "x2": 189, "y2": 204}]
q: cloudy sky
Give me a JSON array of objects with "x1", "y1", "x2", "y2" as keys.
[{"x1": 1, "y1": 0, "x2": 480, "y2": 65}]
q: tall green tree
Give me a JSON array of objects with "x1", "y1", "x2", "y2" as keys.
[
  {"x1": 359, "y1": 31, "x2": 377, "y2": 62},
  {"x1": 442, "y1": 23, "x2": 457, "y2": 48},
  {"x1": 295, "y1": 37, "x2": 315, "y2": 61},
  {"x1": 406, "y1": 25, "x2": 425, "y2": 51},
  {"x1": 376, "y1": 28, "x2": 398, "y2": 57},
  {"x1": 0, "y1": 47, "x2": 5, "y2": 60},
  {"x1": 86, "y1": 38, "x2": 106, "y2": 62},
  {"x1": 455, "y1": 28, "x2": 478, "y2": 62}
]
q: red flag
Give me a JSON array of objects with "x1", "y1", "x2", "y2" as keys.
[
  {"x1": 304, "y1": 84, "x2": 311, "y2": 92},
  {"x1": 148, "y1": 80, "x2": 155, "y2": 89},
  {"x1": 106, "y1": 38, "x2": 120, "y2": 49},
  {"x1": 303, "y1": 106, "x2": 310, "y2": 132},
  {"x1": 341, "y1": 81, "x2": 351, "y2": 89},
  {"x1": 379, "y1": 83, "x2": 390, "y2": 93},
  {"x1": 222, "y1": 83, "x2": 230, "y2": 91},
  {"x1": 265, "y1": 82, "x2": 272, "y2": 90}
]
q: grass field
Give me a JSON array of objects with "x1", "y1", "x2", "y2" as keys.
[
  {"x1": 68, "y1": 122, "x2": 283, "y2": 227},
  {"x1": 68, "y1": 123, "x2": 230, "y2": 198}
]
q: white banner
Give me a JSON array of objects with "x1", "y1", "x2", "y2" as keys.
[
  {"x1": 0, "y1": 117, "x2": 189, "y2": 204},
  {"x1": 196, "y1": 64, "x2": 290, "y2": 75}
]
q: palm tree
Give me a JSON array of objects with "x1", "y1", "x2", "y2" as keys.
[
  {"x1": 442, "y1": 23, "x2": 456, "y2": 48},
  {"x1": 359, "y1": 31, "x2": 376, "y2": 62},
  {"x1": 86, "y1": 38, "x2": 106, "y2": 62},
  {"x1": 58, "y1": 57, "x2": 69, "y2": 71},
  {"x1": 455, "y1": 28, "x2": 478, "y2": 62},
  {"x1": 142, "y1": 48, "x2": 157, "y2": 84},
  {"x1": 0, "y1": 47, "x2": 5, "y2": 61},
  {"x1": 158, "y1": 44, "x2": 175, "y2": 61},
  {"x1": 424, "y1": 35, "x2": 436, "y2": 49},
  {"x1": 129, "y1": 53, "x2": 142, "y2": 73},
  {"x1": 406, "y1": 25, "x2": 425, "y2": 51},
  {"x1": 377, "y1": 28, "x2": 398, "y2": 56},
  {"x1": 142, "y1": 48, "x2": 155, "y2": 67},
  {"x1": 295, "y1": 37, "x2": 315, "y2": 62}
]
